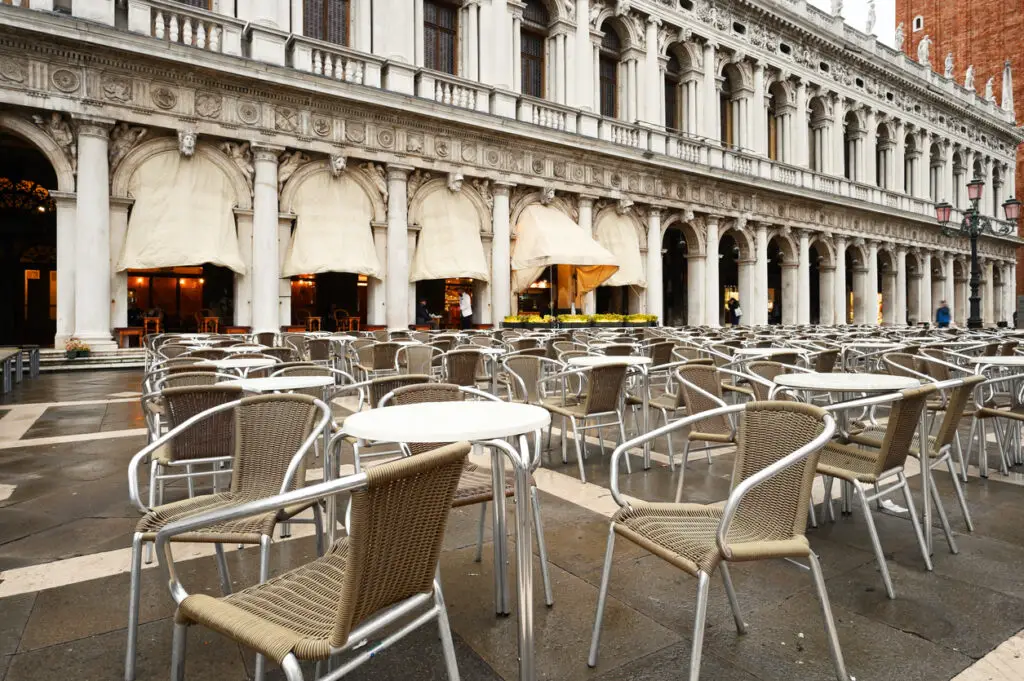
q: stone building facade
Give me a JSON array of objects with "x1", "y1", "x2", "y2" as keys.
[
  {"x1": 895, "y1": 0, "x2": 1024, "y2": 293},
  {"x1": 0, "y1": 0, "x2": 1019, "y2": 349}
]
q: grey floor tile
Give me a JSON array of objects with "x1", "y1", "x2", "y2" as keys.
[
  {"x1": 0, "y1": 594, "x2": 35, "y2": 657},
  {"x1": 592, "y1": 642, "x2": 758, "y2": 681}
]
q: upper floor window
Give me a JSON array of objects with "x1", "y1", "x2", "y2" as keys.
[
  {"x1": 425, "y1": 0, "x2": 458, "y2": 75},
  {"x1": 912, "y1": 16, "x2": 924, "y2": 32},
  {"x1": 304, "y1": 0, "x2": 350, "y2": 46},
  {"x1": 665, "y1": 54, "x2": 682, "y2": 131},
  {"x1": 521, "y1": 0, "x2": 548, "y2": 98},
  {"x1": 599, "y1": 27, "x2": 621, "y2": 118}
]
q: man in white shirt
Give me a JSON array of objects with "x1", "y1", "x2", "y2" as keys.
[{"x1": 459, "y1": 291, "x2": 473, "y2": 329}]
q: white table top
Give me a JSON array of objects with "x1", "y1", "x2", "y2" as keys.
[
  {"x1": 970, "y1": 356, "x2": 1024, "y2": 366},
  {"x1": 224, "y1": 375, "x2": 334, "y2": 392},
  {"x1": 732, "y1": 348, "x2": 805, "y2": 357},
  {"x1": 198, "y1": 358, "x2": 277, "y2": 370},
  {"x1": 391, "y1": 339, "x2": 422, "y2": 345},
  {"x1": 331, "y1": 335, "x2": 358, "y2": 342},
  {"x1": 475, "y1": 347, "x2": 506, "y2": 355},
  {"x1": 343, "y1": 402, "x2": 550, "y2": 442},
  {"x1": 774, "y1": 372, "x2": 919, "y2": 392},
  {"x1": 568, "y1": 355, "x2": 653, "y2": 367},
  {"x1": 222, "y1": 345, "x2": 269, "y2": 353},
  {"x1": 842, "y1": 342, "x2": 902, "y2": 349},
  {"x1": 174, "y1": 333, "x2": 211, "y2": 339}
]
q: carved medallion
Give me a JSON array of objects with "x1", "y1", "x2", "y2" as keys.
[
  {"x1": 0, "y1": 56, "x2": 26, "y2": 83},
  {"x1": 275, "y1": 107, "x2": 298, "y2": 132},
  {"x1": 377, "y1": 128, "x2": 395, "y2": 148},
  {"x1": 461, "y1": 143, "x2": 477, "y2": 162},
  {"x1": 531, "y1": 158, "x2": 545, "y2": 174},
  {"x1": 610, "y1": 173, "x2": 622, "y2": 189},
  {"x1": 435, "y1": 137, "x2": 450, "y2": 158},
  {"x1": 50, "y1": 69, "x2": 80, "y2": 93},
  {"x1": 553, "y1": 160, "x2": 566, "y2": 179},
  {"x1": 101, "y1": 75, "x2": 133, "y2": 102},
  {"x1": 572, "y1": 165, "x2": 585, "y2": 182},
  {"x1": 484, "y1": 147, "x2": 500, "y2": 166},
  {"x1": 151, "y1": 84, "x2": 177, "y2": 110},
  {"x1": 311, "y1": 116, "x2": 331, "y2": 137},
  {"x1": 195, "y1": 92, "x2": 223, "y2": 119},
  {"x1": 237, "y1": 100, "x2": 261, "y2": 125},
  {"x1": 345, "y1": 122, "x2": 366, "y2": 143},
  {"x1": 407, "y1": 133, "x2": 424, "y2": 153}
]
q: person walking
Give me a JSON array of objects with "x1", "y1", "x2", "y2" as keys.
[
  {"x1": 935, "y1": 300, "x2": 951, "y2": 328},
  {"x1": 727, "y1": 297, "x2": 742, "y2": 326},
  {"x1": 459, "y1": 290, "x2": 473, "y2": 329}
]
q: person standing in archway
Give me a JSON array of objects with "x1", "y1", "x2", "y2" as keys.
[
  {"x1": 727, "y1": 297, "x2": 742, "y2": 326},
  {"x1": 459, "y1": 290, "x2": 473, "y2": 329},
  {"x1": 935, "y1": 300, "x2": 951, "y2": 328}
]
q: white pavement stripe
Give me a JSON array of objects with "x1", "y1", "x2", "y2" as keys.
[
  {"x1": 0, "y1": 428, "x2": 147, "y2": 450},
  {"x1": 2, "y1": 397, "x2": 138, "y2": 410},
  {"x1": 0, "y1": 405, "x2": 47, "y2": 442},
  {"x1": 952, "y1": 629, "x2": 1024, "y2": 681},
  {"x1": 0, "y1": 483, "x2": 15, "y2": 502}
]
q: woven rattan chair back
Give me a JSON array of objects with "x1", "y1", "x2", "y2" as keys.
[
  {"x1": 883, "y1": 352, "x2": 920, "y2": 379},
  {"x1": 260, "y1": 347, "x2": 296, "y2": 362},
  {"x1": 746, "y1": 361, "x2": 789, "y2": 401},
  {"x1": 368, "y1": 374, "x2": 432, "y2": 408},
  {"x1": 671, "y1": 345, "x2": 701, "y2": 362},
  {"x1": 873, "y1": 384, "x2": 936, "y2": 474},
  {"x1": 582, "y1": 364, "x2": 628, "y2": 414},
  {"x1": 649, "y1": 342, "x2": 674, "y2": 365},
  {"x1": 332, "y1": 442, "x2": 468, "y2": 646},
  {"x1": 919, "y1": 349, "x2": 952, "y2": 380},
  {"x1": 350, "y1": 338, "x2": 374, "y2": 352},
  {"x1": 811, "y1": 349, "x2": 839, "y2": 373},
  {"x1": 445, "y1": 349, "x2": 483, "y2": 387},
  {"x1": 283, "y1": 334, "x2": 308, "y2": 358},
  {"x1": 513, "y1": 347, "x2": 547, "y2": 357},
  {"x1": 982, "y1": 342, "x2": 1000, "y2": 357},
  {"x1": 470, "y1": 336, "x2": 496, "y2": 347},
  {"x1": 401, "y1": 344, "x2": 438, "y2": 375},
  {"x1": 160, "y1": 344, "x2": 191, "y2": 359},
  {"x1": 603, "y1": 344, "x2": 634, "y2": 357},
  {"x1": 552, "y1": 341, "x2": 577, "y2": 355},
  {"x1": 386, "y1": 383, "x2": 464, "y2": 455},
  {"x1": 729, "y1": 401, "x2": 828, "y2": 544},
  {"x1": 504, "y1": 356, "x2": 543, "y2": 403},
  {"x1": 675, "y1": 364, "x2": 731, "y2": 436},
  {"x1": 163, "y1": 385, "x2": 242, "y2": 462},
  {"x1": 1000, "y1": 341, "x2": 1019, "y2": 356},
  {"x1": 373, "y1": 329, "x2": 389, "y2": 342},
  {"x1": 254, "y1": 332, "x2": 277, "y2": 347},
  {"x1": 160, "y1": 370, "x2": 220, "y2": 388},
  {"x1": 273, "y1": 365, "x2": 334, "y2": 398},
  {"x1": 932, "y1": 376, "x2": 985, "y2": 452},
  {"x1": 510, "y1": 338, "x2": 540, "y2": 352},
  {"x1": 429, "y1": 338, "x2": 453, "y2": 354},
  {"x1": 187, "y1": 348, "x2": 227, "y2": 360},
  {"x1": 306, "y1": 338, "x2": 332, "y2": 361},
  {"x1": 372, "y1": 342, "x2": 400, "y2": 371},
  {"x1": 212, "y1": 339, "x2": 243, "y2": 348},
  {"x1": 230, "y1": 394, "x2": 321, "y2": 497}
]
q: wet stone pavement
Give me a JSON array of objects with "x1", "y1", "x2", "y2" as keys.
[{"x1": 0, "y1": 370, "x2": 1022, "y2": 680}]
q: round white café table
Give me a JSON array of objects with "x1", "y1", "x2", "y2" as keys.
[
  {"x1": 840, "y1": 341, "x2": 903, "y2": 371},
  {"x1": 223, "y1": 375, "x2": 334, "y2": 392},
  {"x1": 774, "y1": 371, "x2": 935, "y2": 552},
  {"x1": 343, "y1": 401, "x2": 550, "y2": 681},
  {"x1": 197, "y1": 358, "x2": 276, "y2": 376},
  {"x1": 969, "y1": 356, "x2": 1024, "y2": 368},
  {"x1": 221, "y1": 344, "x2": 269, "y2": 353}
]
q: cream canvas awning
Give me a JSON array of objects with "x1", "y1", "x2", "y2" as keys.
[
  {"x1": 410, "y1": 189, "x2": 489, "y2": 282},
  {"x1": 595, "y1": 212, "x2": 645, "y2": 287},
  {"x1": 282, "y1": 172, "x2": 382, "y2": 278},
  {"x1": 511, "y1": 204, "x2": 618, "y2": 293},
  {"x1": 118, "y1": 151, "x2": 246, "y2": 273}
]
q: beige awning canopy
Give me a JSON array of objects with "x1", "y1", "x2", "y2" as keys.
[
  {"x1": 117, "y1": 151, "x2": 246, "y2": 274},
  {"x1": 511, "y1": 204, "x2": 618, "y2": 293},
  {"x1": 410, "y1": 189, "x2": 489, "y2": 282},
  {"x1": 282, "y1": 172, "x2": 382, "y2": 278},
  {"x1": 595, "y1": 212, "x2": 645, "y2": 287}
]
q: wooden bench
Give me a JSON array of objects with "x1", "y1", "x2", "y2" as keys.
[{"x1": 115, "y1": 327, "x2": 144, "y2": 348}]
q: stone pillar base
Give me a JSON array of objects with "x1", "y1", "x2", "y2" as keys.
[{"x1": 74, "y1": 333, "x2": 118, "y2": 352}]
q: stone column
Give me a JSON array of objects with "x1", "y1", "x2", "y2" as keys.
[
  {"x1": 686, "y1": 253, "x2": 705, "y2": 327},
  {"x1": 818, "y1": 266, "x2": 835, "y2": 325},
  {"x1": 781, "y1": 263, "x2": 798, "y2": 325},
  {"x1": 955, "y1": 263, "x2": 968, "y2": 327},
  {"x1": 863, "y1": 108, "x2": 877, "y2": 187},
  {"x1": 919, "y1": 251, "x2": 933, "y2": 325},
  {"x1": 794, "y1": 79, "x2": 809, "y2": 168},
  {"x1": 511, "y1": 10, "x2": 522, "y2": 92},
  {"x1": 579, "y1": 196, "x2": 596, "y2": 314},
  {"x1": 752, "y1": 63, "x2": 766, "y2": 156},
  {"x1": 830, "y1": 94, "x2": 844, "y2": 175},
  {"x1": 753, "y1": 224, "x2": 769, "y2": 326},
  {"x1": 704, "y1": 216, "x2": 720, "y2": 326},
  {"x1": 881, "y1": 270, "x2": 897, "y2": 325},
  {"x1": 701, "y1": 42, "x2": 718, "y2": 141},
  {"x1": 737, "y1": 259, "x2": 754, "y2": 327},
  {"x1": 643, "y1": 17, "x2": 660, "y2": 125},
  {"x1": 944, "y1": 253, "x2": 956, "y2": 323},
  {"x1": 981, "y1": 157, "x2": 993, "y2": 217},
  {"x1": 931, "y1": 269, "x2": 945, "y2": 318},
  {"x1": 982, "y1": 259, "x2": 995, "y2": 325},
  {"x1": 109, "y1": 199, "x2": 131, "y2": 329},
  {"x1": 834, "y1": 236, "x2": 847, "y2": 325},
  {"x1": 942, "y1": 141, "x2": 955, "y2": 204},
  {"x1": 52, "y1": 192, "x2": 76, "y2": 346},
  {"x1": 797, "y1": 230, "x2": 811, "y2": 324},
  {"x1": 645, "y1": 207, "x2": 663, "y2": 319},
  {"x1": 574, "y1": 0, "x2": 593, "y2": 110},
  {"x1": 251, "y1": 145, "x2": 282, "y2": 333},
  {"x1": 851, "y1": 265, "x2": 867, "y2": 324},
  {"x1": 73, "y1": 119, "x2": 116, "y2": 349},
  {"x1": 895, "y1": 247, "x2": 908, "y2": 325},
  {"x1": 279, "y1": 216, "x2": 294, "y2": 327},
  {"x1": 386, "y1": 165, "x2": 412, "y2": 329},
  {"x1": 465, "y1": 0, "x2": 479, "y2": 81},
  {"x1": 917, "y1": 130, "x2": 931, "y2": 201},
  {"x1": 234, "y1": 210, "x2": 254, "y2": 327},
  {"x1": 491, "y1": 182, "x2": 513, "y2": 323},
  {"x1": 908, "y1": 260, "x2": 922, "y2": 325},
  {"x1": 865, "y1": 241, "x2": 879, "y2": 325},
  {"x1": 368, "y1": 223, "x2": 387, "y2": 325},
  {"x1": 894, "y1": 120, "x2": 906, "y2": 195}
]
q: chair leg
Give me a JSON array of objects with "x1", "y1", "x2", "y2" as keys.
[
  {"x1": 979, "y1": 419, "x2": 989, "y2": 478},
  {"x1": 185, "y1": 464, "x2": 195, "y2": 498},
  {"x1": 661, "y1": 410, "x2": 675, "y2": 470},
  {"x1": 854, "y1": 484, "x2": 896, "y2": 599},
  {"x1": 124, "y1": 533, "x2": 144, "y2": 681},
  {"x1": 587, "y1": 525, "x2": 616, "y2": 668},
  {"x1": 531, "y1": 488, "x2": 554, "y2": 607},
  {"x1": 823, "y1": 476, "x2": 836, "y2": 523},
  {"x1": 280, "y1": 655, "x2": 305, "y2": 681},
  {"x1": 927, "y1": 467, "x2": 958, "y2": 555},
  {"x1": 170, "y1": 622, "x2": 188, "y2": 681},
  {"x1": 561, "y1": 417, "x2": 568, "y2": 464},
  {"x1": 254, "y1": 535, "x2": 272, "y2": 681},
  {"x1": 942, "y1": 453, "x2": 975, "y2": 532},
  {"x1": 617, "y1": 416, "x2": 631, "y2": 475},
  {"x1": 719, "y1": 563, "x2": 747, "y2": 635},
  {"x1": 953, "y1": 430, "x2": 968, "y2": 483},
  {"x1": 688, "y1": 572, "x2": 711, "y2": 681},
  {"x1": 312, "y1": 503, "x2": 325, "y2": 556},
  {"x1": 434, "y1": 581, "x2": 461, "y2": 681},
  {"x1": 898, "y1": 473, "x2": 934, "y2": 573},
  {"x1": 807, "y1": 552, "x2": 852, "y2": 681},
  {"x1": 596, "y1": 415, "x2": 606, "y2": 458},
  {"x1": 703, "y1": 442, "x2": 712, "y2": 464},
  {"x1": 213, "y1": 544, "x2": 232, "y2": 595},
  {"x1": 145, "y1": 463, "x2": 160, "y2": 565},
  {"x1": 570, "y1": 417, "x2": 586, "y2": 484},
  {"x1": 674, "y1": 439, "x2": 692, "y2": 503},
  {"x1": 474, "y1": 503, "x2": 487, "y2": 563}
]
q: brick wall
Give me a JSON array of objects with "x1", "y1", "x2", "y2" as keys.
[{"x1": 896, "y1": 0, "x2": 1024, "y2": 292}]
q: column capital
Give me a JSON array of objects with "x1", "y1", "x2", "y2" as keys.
[
  {"x1": 386, "y1": 163, "x2": 414, "y2": 180},
  {"x1": 73, "y1": 116, "x2": 115, "y2": 139},
  {"x1": 644, "y1": 205, "x2": 663, "y2": 219},
  {"x1": 492, "y1": 181, "x2": 514, "y2": 196},
  {"x1": 251, "y1": 144, "x2": 284, "y2": 163}
]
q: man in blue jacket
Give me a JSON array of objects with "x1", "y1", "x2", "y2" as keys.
[{"x1": 936, "y1": 300, "x2": 951, "y2": 328}]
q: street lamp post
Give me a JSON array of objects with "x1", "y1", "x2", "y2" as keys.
[{"x1": 935, "y1": 178, "x2": 1020, "y2": 329}]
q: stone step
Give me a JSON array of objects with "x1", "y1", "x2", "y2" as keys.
[{"x1": 40, "y1": 348, "x2": 145, "y2": 372}]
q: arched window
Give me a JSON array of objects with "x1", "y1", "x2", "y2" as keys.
[
  {"x1": 424, "y1": 0, "x2": 458, "y2": 75},
  {"x1": 719, "y1": 64, "x2": 744, "y2": 148},
  {"x1": 598, "y1": 24, "x2": 621, "y2": 118},
  {"x1": 766, "y1": 81, "x2": 788, "y2": 161},
  {"x1": 904, "y1": 134, "x2": 919, "y2": 194},
  {"x1": 808, "y1": 97, "x2": 828, "y2": 172},
  {"x1": 665, "y1": 53, "x2": 682, "y2": 131},
  {"x1": 520, "y1": 0, "x2": 548, "y2": 98},
  {"x1": 929, "y1": 142, "x2": 942, "y2": 202},
  {"x1": 992, "y1": 166, "x2": 1002, "y2": 215},
  {"x1": 303, "y1": 0, "x2": 350, "y2": 46},
  {"x1": 875, "y1": 124, "x2": 891, "y2": 188},
  {"x1": 843, "y1": 110, "x2": 861, "y2": 182},
  {"x1": 952, "y1": 151, "x2": 965, "y2": 209}
]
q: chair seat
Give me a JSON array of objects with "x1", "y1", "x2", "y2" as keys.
[
  {"x1": 541, "y1": 397, "x2": 587, "y2": 418},
  {"x1": 177, "y1": 539, "x2": 353, "y2": 663},
  {"x1": 722, "y1": 382, "x2": 755, "y2": 398},
  {"x1": 817, "y1": 442, "x2": 882, "y2": 483},
  {"x1": 649, "y1": 394, "x2": 683, "y2": 411},
  {"x1": 136, "y1": 492, "x2": 302, "y2": 544},
  {"x1": 612, "y1": 502, "x2": 810, "y2": 578},
  {"x1": 687, "y1": 431, "x2": 733, "y2": 444},
  {"x1": 976, "y1": 405, "x2": 1024, "y2": 421},
  {"x1": 454, "y1": 463, "x2": 533, "y2": 507}
]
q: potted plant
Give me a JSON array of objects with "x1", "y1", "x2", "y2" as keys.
[
  {"x1": 557, "y1": 314, "x2": 590, "y2": 329},
  {"x1": 502, "y1": 315, "x2": 523, "y2": 329},
  {"x1": 625, "y1": 313, "x2": 659, "y2": 328},
  {"x1": 523, "y1": 314, "x2": 553, "y2": 329},
  {"x1": 65, "y1": 337, "x2": 91, "y2": 359},
  {"x1": 591, "y1": 313, "x2": 625, "y2": 328}
]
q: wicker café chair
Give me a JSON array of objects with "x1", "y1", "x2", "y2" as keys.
[
  {"x1": 126, "y1": 394, "x2": 331, "y2": 681},
  {"x1": 380, "y1": 383, "x2": 554, "y2": 606},
  {"x1": 161, "y1": 442, "x2": 469, "y2": 681},
  {"x1": 160, "y1": 343, "x2": 192, "y2": 359},
  {"x1": 648, "y1": 341, "x2": 675, "y2": 365},
  {"x1": 187, "y1": 348, "x2": 228, "y2": 361},
  {"x1": 255, "y1": 331, "x2": 277, "y2": 347},
  {"x1": 809, "y1": 348, "x2": 840, "y2": 373},
  {"x1": 283, "y1": 333, "x2": 308, "y2": 358},
  {"x1": 602, "y1": 343, "x2": 635, "y2": 357},
  {"x1": 354, "y1": 342, "x2": 401, "y2": 381},
  {"x1": 817, "y1": 384, "x2": 937, "y2": 599},
  {"x1": 672, "y1": 365, "x2": 738, "y2": 502},
  {"x1": 502, "y1": 355, "x2": 564, "y2": 405},
  {"x1": 671, "y1": 345, "x2": 703, "y2": 362},
  {"x1": 395, "y1": 343, "x2": 443, "y2": 377},
  {"x1": 540, "y1": 363, "x2": 629, "y2": 483},
  {"x1": 442, "y1": 348, "x2": 485, "y2": 387},
  {"x1": 262, "y1": 346, "x2": 298, "y2": 363},
  {"x1": 307, "y1": 338, "x2": 333, "y2": 364},
  {"x1": 588, "y1": 402, "x2": 849, "y2": 681}
]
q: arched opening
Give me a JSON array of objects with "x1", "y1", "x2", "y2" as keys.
[
  {"x1": 766, "y1": 235, "x2": 796, "y2": 325},
  {"x1": 661, "y1": 226, "x2": 689, "y2": 325},
  {"x1": 594, "y1": 210, "x2": 645, "y2": 315},
  {"x1": 808, "y1": 96, "x2": 829, "y2": 172},
  {"x1": 843, "y1": 110, "x2": 862, "y2": 182},
  {"x1": 766, "y1": 81, "x2": 788, "y2": 162},
  {"x1": 952, "y1": 150, "x2": 966, "y2": 209},
  {"x1": 810, "y1": 241, "x2": 831, "y2": 324},
  {"x1": 992, "y1": 165, "x2": 1003, "y2": 216},
  {"x1": 520, "y1": 0, "x2": 549, "y2": 98},
  {"x1": 719, "y1": 63, "x2": 744, "y2": 148},
  {"x1": 0, "y1": 131, "x2": 58, "y2": 345},
  {"x1": 878, "y1": 249, "x2": 897, "y2": 325},
  {"x1": 904, "y1": 133, "x2": 919, "y2": 195},
  {"x1": 905, "y1": 252, "x2": 922, "y2": 325},
  {"x1": 718, "y1": 233, "x2": 740, "y2": 325},
  {"x1": 875, "y1": 123, "x2": 892, "y2": 188},
  {"x1": 664, "y1": 52, "x2": 682, "y2": 131},
  {"x1": 598, "y1": 22, "x2": 622, "y2": 118},
  {"x1": 845, "y1": 248, "x2": 861, "y2": 325},
  {"x1": 929, "y1": 142, "x2": 943, "y2": 202}
]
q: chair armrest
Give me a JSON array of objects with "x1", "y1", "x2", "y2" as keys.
[
  {"x1": 715, "y1": 414, "x2": 836, "y2": 559},
  {"x1": 156, "y1": 471, "x2": 370, "y2": 605}
]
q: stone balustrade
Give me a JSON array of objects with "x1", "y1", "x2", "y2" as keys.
[
  {"x1": 289, "y1": 36, "x2": 383, "y2": 88},
  {"x1": 415, "y1": 70, "x2": 491, "y2": 113},
  {"x1": 126, "y1": 0, "x2": 244, "y2": 56}
]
